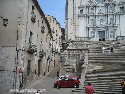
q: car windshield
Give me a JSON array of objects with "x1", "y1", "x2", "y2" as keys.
[{"x1": 58, "y1": 75, "x2": 79, "y2": 80}]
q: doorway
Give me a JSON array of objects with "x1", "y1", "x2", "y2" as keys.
[
  {"x1": 98, "y1": 31, "x2": 105, "y2": 41},
  {"x1": 27, "y1": 60, "x2": 31, "y2": 76},
  {"x1": 38, "y1": 59, "x2": 41, "y2": 76}
]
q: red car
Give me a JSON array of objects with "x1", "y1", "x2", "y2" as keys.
[{"x1": 54, "y1": 75, "x2": 80, "y2": 88}]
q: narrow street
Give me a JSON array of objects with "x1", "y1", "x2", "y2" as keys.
[
  {"x1": 27, "y1": 77, "x2": 74, "y2": 94},
  {"x1": 22, "y1": 66, "x2": 84, "y2": 94},
  {"x1": 9, "y1": 76, "x2": 78, "y2": 94}
]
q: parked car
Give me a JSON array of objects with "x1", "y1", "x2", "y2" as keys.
[{"x1": 54, "y1": 75, "x2": 80, "y2": 88}]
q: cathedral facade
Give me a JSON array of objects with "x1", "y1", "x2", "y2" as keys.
[{"x1": 65, "y1": 0, "x2": 125, "y2": 41}]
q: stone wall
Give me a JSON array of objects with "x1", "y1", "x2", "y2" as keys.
[{"x1": 0, "y1": 0, "x2": 58, "y2": 93}]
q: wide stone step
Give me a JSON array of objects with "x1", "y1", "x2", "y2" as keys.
[
  {"x1": 86, "y1": 71, "x2": 125, "y2": 76},
  {"x1": 88, "y1": 54, "x2": 125, "y2": 57},
  {"x1": 87, "y1": 76, "x2": 125, "y2": 81},
  {"x1": 89, "y1": 60, "x2": 125, "y2": 63},
  {"x1": 86, "y1": 73, "x2": 125, "y2": 77},
  {"x1": 88, "y1": 76, "x2": 125, "y2": 80},
  {"x1": 93, "y1": 84, "x2": 110, "y2": 87},
  {"x1": 93, "y1": 83, "x2": 121, "y2": 86},
  {"x1": 93, "y1": 87, "x2": 122, "y2": 93},
  {"x1": 89, "y1": 50, "x2": 102, "y2": 52},
  {"x1": 103, "y1": 91, "x2": 121, "y2": 94},
  {"x1": 96, "y1": 88, "x2": 120, "y2": 91},
  {"x1": 94, "y1": 85, "x2": 121, "y2": 88},
  {"x1": 85, "y1": 79, "x2": 122, "y2": 85},
  {"x1": 115, "y1": 49, "x2": 125, "y2": 52},
  {"x1": 89, "y1": 55, "x2": 125, "y2": 58},
  {"x1": 86, "y1": 74, "x2": 125, "y2": 78},
  {"x1": 94, "y1": 89, "x2": 121, "y2": 93},
  {"x1": 89, "y1": 49, "x2": 102, "y2": 51},
  {"x1": 89, "y1": 53, "x2": 125, "y2": 56},
  {"x1": 88, "y1": 58, "x2": 125, "y2": 61},
  {"x1": 105, "y1": 89, "x2": 122, "y2": 92},
  {"x1": 86, "y1": 44, "x2": 125, "y2": 94},
  {"x1": 94, "y1": 86, "x2": 110, "y2": 89},
  {"x1": 86, "y1": 79, "x2": 122, "y2": 83},
  {"x1": 94, "y1": 86, "x2": 121, "y2": 90},
  {"x1": 94, "y1": 82, "x2": 120, "y2": 85}
]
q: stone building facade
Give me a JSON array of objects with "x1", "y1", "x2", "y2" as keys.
[
  {"x1": 0, "y1": 0, "x2": 54, "y2": 93},
  {"x1": 65, "y1": 0, "x2": 125, "y2": 41},
  {"x1": 65, "y1": 0, "x2": 80, "y2": 40},
  {"x1": 46, "y1": 15, "x2": 62, "y2": 71}
]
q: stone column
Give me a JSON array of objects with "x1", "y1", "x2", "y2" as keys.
[{"x1": 80, "y1": 50, "x2": 88, "y2": 86}]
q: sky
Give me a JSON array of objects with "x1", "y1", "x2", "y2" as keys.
[{"x1": 38, "y1": 0, "x2": 66, "y2": 28}]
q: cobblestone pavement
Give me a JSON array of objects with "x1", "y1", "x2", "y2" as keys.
[{"x1": 21, "y1": 77, "x2": 83, "y2": 94}]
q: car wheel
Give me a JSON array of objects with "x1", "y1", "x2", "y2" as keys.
[
  {"x1": 74, "y1": 84, "x2": 79, "y2": 88},
  {"x1": 56, "y1": 85, "x2": 60, "y2": 89},
  {"x1": 76, "y1": 85, "x2": 79, "y2": 88}
]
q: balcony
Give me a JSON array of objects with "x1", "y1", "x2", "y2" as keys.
[
  {"x1": 31, "y1": 12, "x2": 36, "y2": 23},
  {"x1": 86, "y1": 24, "x2": 118, "y2": 28},
  {"x1": 27, "y1": 43, "x2": 37, "y2": 54},
  {"x1": 39, "y1": 50, "x2": 45, "y2": 58},
  {"x1": 41, "y1": 26, "x2": 45, "y2": 33}
]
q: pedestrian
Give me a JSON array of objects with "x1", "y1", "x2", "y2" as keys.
[
  {"x1": 85, "y1": 82, "x2": 94, "y2": 94},
  {"x1": 121, "y1": 79, "x2": 125, "y2": 94},
  {"x1": 110, "y1": 47, "x2": 113, "y2": 53},
  {"x1": 102, "y1": 47, "x2": 105, "y2": 54},
  {"x1": 57, "y1": 71, "x2": 59, "y2": 78}
]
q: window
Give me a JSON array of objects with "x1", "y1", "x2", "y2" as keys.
[
  {"x1": 109, "y1": 5, "x2": 114, "y2": 13},
  {"x1": 109, "y1": 18, "x2": 113, "y2": 25},
  {"x1": 31, "y1": 11, "x2": 36, "y2": 23},
  {"x1": 38, "y1": 20, "x2": 39, "y2": 27},
  {"x1": 90, "y1": 7, "x2": 94, "y2": 14},
  {"x1": 27, "y1": 60, "x2": 31, "y2": 76},
  {"x1": 37, "y1": 34, "x2": 38, "y2": 38},
  {"x1": 100, "y1": 19, "x2": 104, "y2": 25},
  {"x1": 80, "y1": 9, "x2": 83, "y2": 14},
  {"x1": 17, "y1": 30, "x2": 19, "y2": 40},
  {"x1": 3, "y1": 18, "x2": 8, "y2": 27},
  {"x1": 38, "y1": 60, "x2": 41, "y2": 76},
  {"x1": 31, "y1": 5, "x2": 36, "y2": 23},
  {"x1": 32, "y1": 5, "x2": 35, "y2": 10},
  {"x1": 110, "y1": 31, "x2": 115, "y2": 38},
  {"x1": 42, "y1": 19, "x2": 43, "y2": 23},
  {"x1": 29, "y1": 31, "x2": 33, "y2": 43},
  {"x1": 96, "y1": 0, "x2": 103, "y2": 3},
  {"x1": 120, "y1": 6, "x2": 125, "y2": 14},
  {"x1": 90, "y1": 19, "x2": 95, "y2": 26},
  {"x1": 41, "y1": 26, "x2": 45, "y2": 33},
  {"x1": 98, "y1": 8, "x2": 103, "y2": 14}
]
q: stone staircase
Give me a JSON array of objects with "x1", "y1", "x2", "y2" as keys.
[{"x1": 85, "y1": 42, "x2": 125, "y2": 94}]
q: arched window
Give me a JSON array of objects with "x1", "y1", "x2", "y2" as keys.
[
  {"x1": 90, "y1": 7, "x2": 94, "y2": 14},
  {"x1": 100, "y1": 19, "x2": 104, "y2": 25}
]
